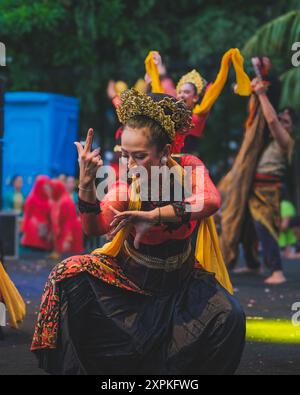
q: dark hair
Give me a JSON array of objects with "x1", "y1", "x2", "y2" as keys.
[
  {"x1": 125, "y1": 93, "x2": 190, "y2": 152},
  {"x1": 125, "y1": 115, "x2": 170, "y2": 152},
  {"x1": 279, "y1": 107, "x2": 297, "y2": 125}
]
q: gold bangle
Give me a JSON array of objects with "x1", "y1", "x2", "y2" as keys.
[
  {"x1": 157, "y1": 207, "x2": 161, "y2": 225},
  {"x1": 153, "y1": 207, "x2": 161, "y2": 225}
]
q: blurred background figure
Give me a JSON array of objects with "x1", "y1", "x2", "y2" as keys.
[
  {"x1": 49, "y1": 179, "x2": 83, "y2": 259},
  {"x1": 21, "y1": 175, "x2": 52, "y2": 251},
  {"x1": 281, "y1": 214, "x2": 300, "y2": 259},
  {"x1": 65, "y1": 176, "x2": 79, "y2": 206},
  {"x1": 3, "y1": 175, "x2": 25, "y2": 216},
  {"x1": 58, "y1": 173, "x2": 67, "y2": 184},
  {"x1": 219, "y1": 56, "x2": 295, "y2": 285},
  {"x1": 279, "y1": 191, "x2": 298, "y2": 258}
]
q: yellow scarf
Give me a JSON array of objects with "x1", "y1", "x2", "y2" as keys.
[
  {"x1": 93, "y1": 157, "x2": 233, "y2": 294},
  {"x1": 0, "y1": 261, "x2": 26, "y2": 328},
  {"x1": 145, "y1": 51, "x2": 164, "y2": 94},
  {"x1": 194, "y1": 48, "x2": 251, "y2": 114}
]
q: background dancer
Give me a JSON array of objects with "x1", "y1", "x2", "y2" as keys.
[{"x1": 220, "y1": 58, "x2": 295, "y2": 285}]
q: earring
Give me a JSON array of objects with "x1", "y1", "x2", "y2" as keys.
[{"x1": 161, "y1": 156, "x2": 168, "y2": 165}]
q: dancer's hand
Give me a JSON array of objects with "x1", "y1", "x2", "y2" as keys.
[
  {"x1": 152, "y1": 51, "x2": 162, "y2": 66},
  {"x1": 108, "y1": 206, "x2": 158, "y2": 249},
  {"x1": 145, "y1": 52, "x2": 163, "y2": 84},
  {"x1": 251, "y1": 79, "x2": 267, "y2": 96},
  {"x1": 145, "y1": 72, "x2": 152, "y2": 84},
  {"x1": 251, "y1": 57, "x2": 260, "y2": 68},
  {"x1": 74, "y1": 128, "x2": 103, "y2": 188}
]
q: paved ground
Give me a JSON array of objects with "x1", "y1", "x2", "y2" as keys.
[
  {"x1": 233, "y1": 260, "x2": 300, "y2": 375},
  {"x1": 0, "y1": 253, "x2": 300, "y2": 375}
]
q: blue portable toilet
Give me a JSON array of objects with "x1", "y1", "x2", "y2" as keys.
[{"x1": 2, "y1": 92, "x2": 79, "y2": 197}]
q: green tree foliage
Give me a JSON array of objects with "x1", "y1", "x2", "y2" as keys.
[
  {"x1": 243, "y1": 10, "x2": 300, "y2": 113},
  {"x1": 0, "y1": 0, "x2": 297, "y2": 173}
]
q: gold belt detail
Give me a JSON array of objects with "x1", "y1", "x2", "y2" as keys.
[{"x1": 123, "y1": 240, "x2": 192, "y2": 271}]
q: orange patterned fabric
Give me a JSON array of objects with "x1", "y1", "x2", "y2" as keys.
[{"x1": 31, "y1": 254, "x2": 149, "y2": 350}]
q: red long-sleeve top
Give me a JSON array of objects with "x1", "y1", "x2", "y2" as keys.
[{"x1": 80, "y1": 155, "x2": 220, "y2": 245}]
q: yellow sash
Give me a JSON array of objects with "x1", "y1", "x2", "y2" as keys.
[
  {"x1": 194, "y1": 48, "x2": 251, "y2": 114},
  {"x1": 0, "y1": 261, "x2": 26, "y2": 328},
  {"x1": 92, "y1": 158, "x2": 233, "y2": 294},
  {"x1": 145, "y1": 48, "x2": 250, "y2": 117},
  {"x1": 145, "y1": 51, "x2": 164, "y2": 94}
]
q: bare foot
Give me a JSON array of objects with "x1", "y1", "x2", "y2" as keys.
[
  {"x1": 286, "y1": 252, "x2": 300, "y2": 260},
  {"x1": 233, "y1": 267, "x2": 263, "y2": 275},
  {"x1": 264, "y1": 271, "x2": 287, "y2": 285}
]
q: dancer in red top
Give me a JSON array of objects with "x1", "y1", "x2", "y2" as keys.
[
  {"x1": 22, "y1": 175, "x2": 52, "y2": 251},
  {"x1": 32, "y1": 90, "x2": 245, "y2": 375},
  {"x1": 145, "y1": 50, "x2": 251, "y2": 154}
]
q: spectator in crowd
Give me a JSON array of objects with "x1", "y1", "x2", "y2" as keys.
[
  {"x1": 21, "y1": 175, "x2": 53, "y2": 251},
  {"x1": 49, "y1": 179, "x2": 83, "y2": 259},
  {"x1": 3, "y1": 175, "x2": 25, "y2": 216},
  {"x1": 58, "y1": 173, "x2": 67, "y2": 184},
  {"x1": 65, "y1": 176, "x2": 79, "y2": 206}
]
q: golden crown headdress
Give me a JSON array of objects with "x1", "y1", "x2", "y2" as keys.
[
  {"x1": 117, "y1": 89, "x2": 192, "y2": 141},
  {"x1": 176, "y1": 69, "x2": 207, "y2": 96}
]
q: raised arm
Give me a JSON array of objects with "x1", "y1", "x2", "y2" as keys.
[
  {"x1": 74, "y1": 128, "x2": 127, "y2": 236},
  {"x1": 252, "y1": 79, "x2": 292, "y2": 151}
]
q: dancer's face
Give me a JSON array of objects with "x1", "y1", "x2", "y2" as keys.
[
  {"x1": 177, "y1": 83, "x2": 199, "y2": 110},
  {"x1": 121, "y1": 126, "x2": 169, "y2": 178},
  {"x1": 278, "y1": 110, "x2": 294, "y2": 134}
]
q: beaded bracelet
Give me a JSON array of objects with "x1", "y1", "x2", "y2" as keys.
[
  {"x1": 171, "y1": 202, "x2": 192, "y2": 224},
  {"x1": 78, "y1": 198, "x2": 101, "y2": 215}
]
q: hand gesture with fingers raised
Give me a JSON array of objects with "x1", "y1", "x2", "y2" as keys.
[{"x1": 74, "y1": 128, "x2": 103, "y2": 188}]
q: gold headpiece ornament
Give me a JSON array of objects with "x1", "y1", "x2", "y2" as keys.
[
  {"x1": 176, "y1": 69, "x2": 207, "y2": 96},
  {"x1": 134, "y1": 78, "x2": 147, "y2": 94},
  {"x1": 117, "y1": 89, "x2": 192, "y2": 141},
  {"x1": 114, "y1": 81, "x2": 128, "y2": 96}
]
